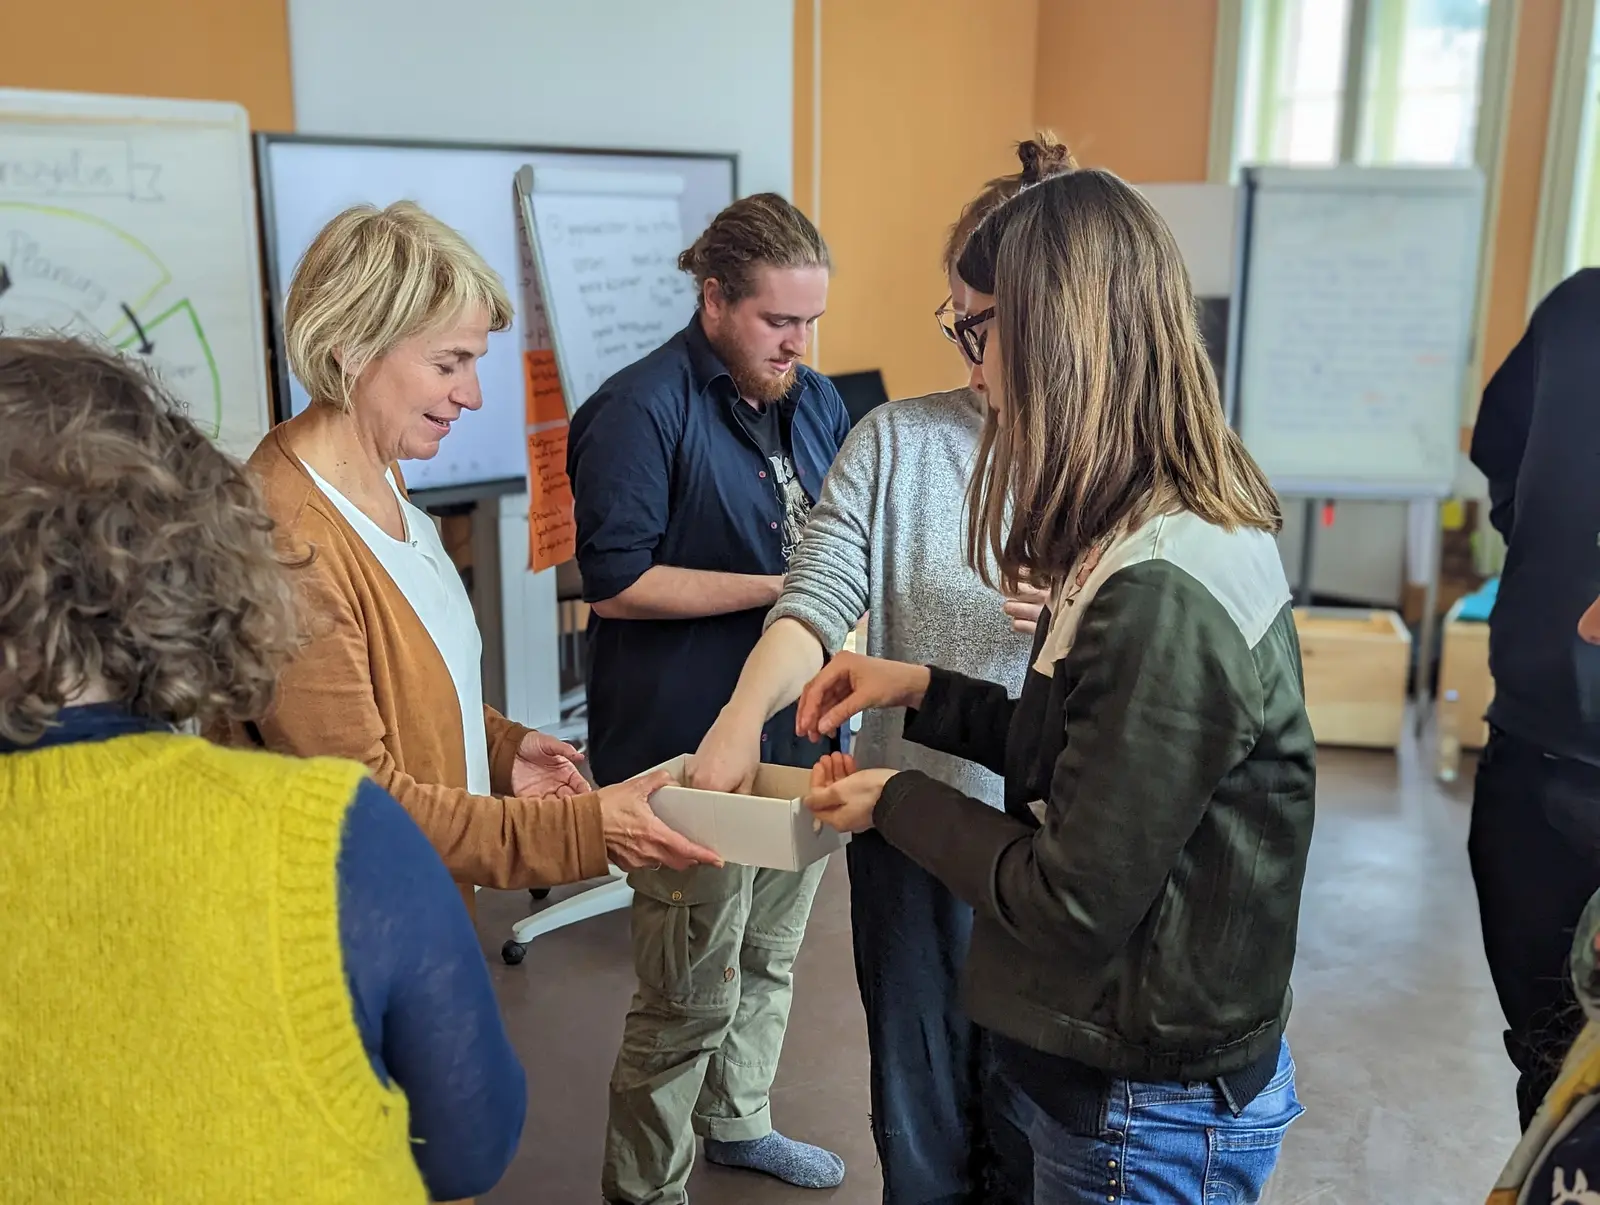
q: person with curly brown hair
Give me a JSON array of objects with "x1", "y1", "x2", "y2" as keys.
[{"x1": 0, "y1": 335, "x2": 528, "y2": 1202}]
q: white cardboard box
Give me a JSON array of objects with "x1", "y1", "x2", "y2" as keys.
[{"x1": 648, "y1": 755, "x2": 848, "y2": 871}]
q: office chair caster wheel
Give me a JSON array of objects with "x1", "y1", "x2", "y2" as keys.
[
  {"x1": 530, "y1": 887, "x2": 551, "y2": 901},
  {"x1": 501, "y1": 940, "x2": 527, "y2": 966}
]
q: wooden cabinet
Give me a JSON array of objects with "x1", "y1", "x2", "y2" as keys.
[{"x1": 1294, "y1": 608, "x2": 1411, "y2": 749}]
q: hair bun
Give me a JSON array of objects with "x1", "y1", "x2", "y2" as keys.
[{"x1": 1017, "y1": 133, "x2": 1078, "y2": 185}]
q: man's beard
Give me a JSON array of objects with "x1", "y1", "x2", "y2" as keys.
[{"x1": 708, "y1": 328, "x2": 797, "y2": 404}]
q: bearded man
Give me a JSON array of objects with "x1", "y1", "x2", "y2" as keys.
[{"x1": 566, "y1": 192, "x2": 850, "y2": 1205}]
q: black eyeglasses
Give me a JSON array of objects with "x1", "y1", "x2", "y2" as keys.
[
  {"x1": 935, "y1": 296, "x2": 959, "y2": 345},
  {"x1": 953, "y1": 307, "x2": 995, "y2": 365}
]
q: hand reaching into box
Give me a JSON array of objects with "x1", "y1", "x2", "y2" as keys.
[{"x1": 690, "y1": 713, "x2": 761, "y2": 794}]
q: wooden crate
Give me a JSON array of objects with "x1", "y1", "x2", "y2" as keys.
[
  {"x1": 1436, "y1": 599, "x2": 1493, "y2": 780},
  {"x1": 1294, "y1": 608, "x2": 1411, "y2": 750}
]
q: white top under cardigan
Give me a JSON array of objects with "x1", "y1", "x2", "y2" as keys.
[{"x1": 302, "y1": 462, "x2": 492, "y2": 796}]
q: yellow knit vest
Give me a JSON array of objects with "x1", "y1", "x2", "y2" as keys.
[{"x1": 0, "y1": 733, "x2": 427, "y2": 1204}]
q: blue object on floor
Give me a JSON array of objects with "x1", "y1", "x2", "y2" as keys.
[{"x1": 1457, "y1": 578, "x2": 1499, "y2": 623}]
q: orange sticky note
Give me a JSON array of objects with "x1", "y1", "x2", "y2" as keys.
[{"x1": 523, "y1": 349, "x2": 576, "y2": 573}]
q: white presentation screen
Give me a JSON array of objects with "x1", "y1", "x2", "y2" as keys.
[{"x1": 258, "y1": 136, "x2": 735, "y2": 493}]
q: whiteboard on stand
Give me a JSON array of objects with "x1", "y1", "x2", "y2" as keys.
[
  {"x1": 0, "y1": 89, "x2": 270, "y2": 459},
  {"x1": 518, "y1": 165, "x2": 695, "y2": 413},
  {"x1": 1231, "y1": 165, "x2": 1484, "y2": 499}
]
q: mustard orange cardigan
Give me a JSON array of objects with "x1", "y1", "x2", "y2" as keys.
[{"x1": 226, "y1": 427, "x2": 609, "y2": 890}]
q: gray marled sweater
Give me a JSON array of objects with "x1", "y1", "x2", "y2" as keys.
[{"x1": 766, "y1": 388, "x2": 1031, "y2": 807}]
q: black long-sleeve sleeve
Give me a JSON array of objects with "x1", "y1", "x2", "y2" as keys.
[
  {"x1": 900, "y1": 666, "x2": 1019, "y2": 779},
  {"x1": 1471, "y1": 309, "x2": 1540, "y2": 539}
]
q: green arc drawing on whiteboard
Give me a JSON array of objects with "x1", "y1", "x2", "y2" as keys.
[{"x1": 0, "y1": 202, "x2": 222, "y2": 436}]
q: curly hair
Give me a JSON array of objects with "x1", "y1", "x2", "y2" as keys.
[{"x1": 0, "y1": 336, "x2": 300, "y2": 744}]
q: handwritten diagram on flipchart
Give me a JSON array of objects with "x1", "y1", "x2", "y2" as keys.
[{"x1": 0, "y1": 93, "x2": 269, "y2": 458}]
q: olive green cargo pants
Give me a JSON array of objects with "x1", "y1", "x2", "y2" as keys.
[{"x1": 600, "y1": 859, "x2": 828, "y2": 1205}]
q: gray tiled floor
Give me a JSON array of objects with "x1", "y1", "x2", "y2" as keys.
[{"x1": 478, "y1": 735, "x2": 1520, "y2": 1204}]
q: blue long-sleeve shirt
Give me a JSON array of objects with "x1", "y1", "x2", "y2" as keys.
[
  {"x1": 339, "y1": 778, "x2": 527, "y2": 1198},
  {"x1": 3, "y1": 705, "x2": 526, "y2": 1200}
]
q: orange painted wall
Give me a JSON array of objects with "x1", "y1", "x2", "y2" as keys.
[
  {"x1": 807, "y1": 0, "x2": 1557, "y2": 408},
  {"x1": 807, "y1": 0, "x2": 1213, "y2": 394},
  {"x1": 1032, "y1": 0, "x2": 1219, "y2": 182},
  {"x1": 7, "y1": 0, "x2": 294, "y2": 130},
  {"x1": 1481, "y1": 0, "x2": 1563, "y2": 383},
  {"x1": 811, "y1": 0, "x2": 1041, "y2": 399}
]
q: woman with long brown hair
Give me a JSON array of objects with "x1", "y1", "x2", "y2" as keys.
[{"x1": 795, "y1": 165, "x2": 1316, "y2": 1201}]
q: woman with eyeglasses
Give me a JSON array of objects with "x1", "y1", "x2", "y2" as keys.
[
  {"x1": 691, "y1": 137, "x2": 1071, "y2": 1203},
  {"x1": 799, "y1": 164, "x2": 1315, "y2": 1203}
]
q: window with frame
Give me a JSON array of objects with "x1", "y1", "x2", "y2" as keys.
[
  {"x1": 1234, "y1": 0, "x2": 1491, "y2": 171},
  {"x1": 1565, "y1": 7, "x2": 1600, "y2": 270},
  {"x1": 1526, "y1": 0, "x2": 1600, "y2": 300}
]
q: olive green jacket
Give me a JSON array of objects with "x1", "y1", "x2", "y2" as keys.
[{"x1": 876, "y1": 510, "x2": 1317, "y2": 1083}]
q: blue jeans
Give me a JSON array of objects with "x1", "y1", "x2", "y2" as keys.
[
  {"x1": 1007, "y1": 1039, "x2": 1303, "y2": 1205},
  {"x1": 846, "y1": 830, "x2": 1032, "y2": 1204}
]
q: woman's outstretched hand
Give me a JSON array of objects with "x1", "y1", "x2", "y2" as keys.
[
  {"x1": 794, "y1": 652, "x2": 931, "y2": 742},
  {"x1": 511, "y1": 731, "x2": 588, "y2": 797},
  {"x1": 597, "y1": 770, "x2": 724, "y2": 872},
  {"x1": 805, "y1": 751, "x2": 897, "y2": 834},
  {"x1": 811, "y1": 751, "x2": 857, "y2": 789}
]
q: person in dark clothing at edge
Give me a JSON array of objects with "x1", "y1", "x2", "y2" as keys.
[
  {"x1": 797, "y1": 164, "x2": 1316, "y2": 1204},
  {"x1": 1469, "y1": 267, "x2": 1600, "y2": 1130},
  {"x1": 567, "y1": 194, "x2": 851, "y2": 1205},
  {"x1": 1486, "y1": 596, "x2": 1600, "y2": 1203}
]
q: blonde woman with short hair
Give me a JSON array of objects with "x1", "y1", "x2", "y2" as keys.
[
  {"x1": 236, "y1": 201, "x2": 719, "y2": 901},
  {"x1": 797, "y1": 165, "x2": 1315, "y2": 1203}
]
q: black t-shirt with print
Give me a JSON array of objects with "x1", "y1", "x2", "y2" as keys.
[
  {"x1": 732, "y1": 400, "x2": 812, "y2": 563},
  {"x1": 1527, "y1": 1099, "x2": 1600, "y2": 1205}
]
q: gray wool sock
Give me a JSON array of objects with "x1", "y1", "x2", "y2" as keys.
[{"x1": 703, "y1": 1132, "x2": 846, "y2": 1189}]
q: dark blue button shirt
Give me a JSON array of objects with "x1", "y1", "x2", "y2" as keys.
[{"x1": 567, "y1": 315, "x2": 851, "y2": 784}]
